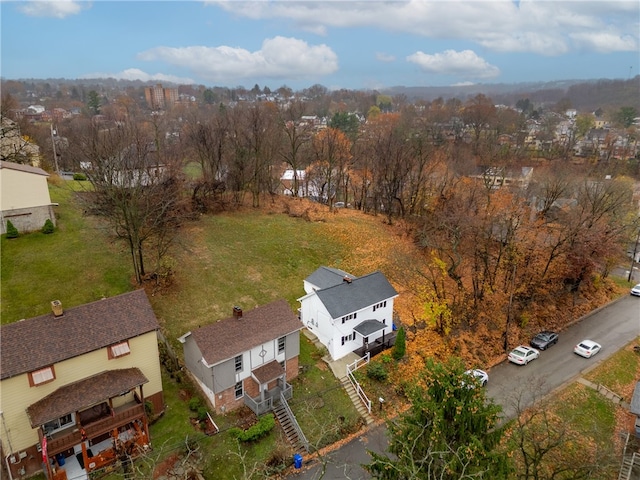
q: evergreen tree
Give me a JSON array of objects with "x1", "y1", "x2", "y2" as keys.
[
  {"x1": 6, "y1": 220, "x2": 19, "y2": 238},
  {"x1": 366, "y1": 358, "x2": 509, "y2": 479},
  {"x1": 42, "y1": 219, "x2": 55, "y2": 234},
  {"x1": 392, "y1": 327, "x2": 405, "y2": 360}
]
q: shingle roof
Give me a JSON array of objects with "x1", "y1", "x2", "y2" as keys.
[
  {"x1": 26, "y1": 368, "x2": 148, "y2": 427},
  {"x1": 631, "y1": 382, "x2": 640, "y2": 415},
  {"x1": 0, "y1": 290, "x2": 159, "y2": 380},
  {"x1": 315, "y1": 271, "x2": 398, "y2": 319},
  {"x1": 305, "y1": 266, "x2": 355, "y2": 290},
  {"x1": 0, "y1": 160, "x2": 49, "y2": 177},
  {"x1": 353, "y1": 319, "x2": 386, "y2": 337},
  {"x1": 190, "y1": 299, "x2": 301, "y2": 366}
]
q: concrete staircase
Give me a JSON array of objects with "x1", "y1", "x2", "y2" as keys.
[{"x1": 340, "y1": 376, "x2": 375, "y2": 425}]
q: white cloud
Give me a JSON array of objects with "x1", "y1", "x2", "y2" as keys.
[
  {"x1": 17, "y1": 0, "x2": 87, "y2": 18},
  {"x1": 81, "y1": 69, "x2": 194, "y2": 85},
  {"x1": 570, "y1": 32, "x2": 638, "y2": 53},
  {"x1": 138, "y1": 36, "x2": 338, "y2": 83},
  {"x1": 376, "y1": 52, "x2": 396, "y2": 63},
  {"x1": 407, "y1": 49, "x2": 500, "y2": 79},
  {"x1": 208, "y1": 0, "x2": 639, "y2": 56}
]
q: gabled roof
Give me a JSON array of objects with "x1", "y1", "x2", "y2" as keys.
[
  {"x1": 190, "y1": 299, "x2": 302, "y2": 367},
  {"x1": 305, "y1": 266, "x2": 355, "y2": 290},
  {"x1": 0, "y1": 290, "x2": 159, "y2": 380},
  {"x1": 26, "y1": 368, "x2": 148, "y2": 427},
  {"x1": 631, "y1": 381, "x2": 640, "y2": 415},
  {"x1": 315, "y1": 271, "x2": 398, "y2": 319},
  {"x1": 0, "y1": 160, "x2": 49, "y2": 177}
]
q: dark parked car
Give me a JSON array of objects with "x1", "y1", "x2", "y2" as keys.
[{"x1": 530, "y1": 331, "x2": 559, "y2": 350}]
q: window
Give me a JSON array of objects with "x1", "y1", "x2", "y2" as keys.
[
  {"x1": 29, "y1": 366, "x2": 55, "y2": 386},
  {"x1": 234, "y1": 381, "x2": 243, "y2": 399},
  {"x1": 372, "y1": 301, "x2": 387, "y2": 312},
  {"x1": 234, "y1": 355, "x2": 243, "y2": 372},
  {"x1": 43, "y1": 413, "x2": 75, "y2": 436},
  {"x1": 341, "y1": 333, "x2": 355, "y2": 345},
  {"x1": 278, "y1": 336, "x2": 286, "y2": 354},
  {"x1": 109, "y1": 341, "x2": 130, "y2": 359},
  {"x1": 341, "y1": 312, "x2": 357, "y2": 324}
]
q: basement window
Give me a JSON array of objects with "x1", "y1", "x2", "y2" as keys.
[
  {"x1": 29, "y1": 366, "x2": 55, "y2": 386},
  {"x1": 109, "y1": 341, "x2": 131, "y2": 359}
]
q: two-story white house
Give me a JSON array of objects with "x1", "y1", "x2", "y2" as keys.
[
  {"x1": 298, "y1": 267, "x2": 398, "y2": 361},
  {"x1": 179, "y1": 300, "x2": 302, "y2": 415}
]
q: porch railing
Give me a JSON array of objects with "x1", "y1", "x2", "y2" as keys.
[
  {"x1": 244, "y1": 381, "x2": 293, "y2": 415},
  {"x1": 346, "y1": 352, "x2": 372, "y2": 413},
  {"x1": 46, "y1": 403, "x2": 145, "y2": 456}
]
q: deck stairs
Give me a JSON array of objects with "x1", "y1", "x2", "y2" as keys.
[{"x1": 273, "y1": 394, "x2": 309, "y2": 453}]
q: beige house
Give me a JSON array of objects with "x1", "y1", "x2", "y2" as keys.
[
  {"x1": 0, "y1": 160, "x2": 57, "y2": 234},
  {"x1": 0, "y1": 290, "x2": 164, "y2": 480}
]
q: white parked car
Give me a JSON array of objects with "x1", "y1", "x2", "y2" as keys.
[
  {"x1": 464, "y1": 369, "x2": 489, "y2": 387},
  {"x1": 630, "y1": 284, "x2": 640, "y2": 296},
  {"x1": 574, "y1": 340, "x2": 602, "y2": 358},
  {"x1": 508, "y1": 345, "x2": 540, "y2": 365}
]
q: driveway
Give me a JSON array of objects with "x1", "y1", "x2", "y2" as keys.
[{"x1": 288, "y1": 293, "x2": 640, "y2": 479}]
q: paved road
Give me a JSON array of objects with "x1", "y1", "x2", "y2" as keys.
[{"x1": 289, "y1": 294, "x2": 640, "y2": 479}]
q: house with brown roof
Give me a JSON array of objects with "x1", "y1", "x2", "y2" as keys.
[
  {"x1": 0, "y1": 290, "x2": 164, "y2": 480},
  {"x1": 179, "y1": 299, "x2": 302, "y2": 415}
]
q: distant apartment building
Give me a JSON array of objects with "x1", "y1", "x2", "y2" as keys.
[{"x1": 144, "y1": 84, "x2": 178, "y2": 110}]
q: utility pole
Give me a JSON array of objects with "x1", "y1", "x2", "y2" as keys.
[
  {"x1": 50, "y1": 123, "x2": 60, "y2": 175},
  {"x1": 628, "y1": 226, "x2": 640, "y2": 282}
]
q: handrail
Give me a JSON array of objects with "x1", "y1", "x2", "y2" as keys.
[
  {"x1": 346, "y1": 352, "x2": 372, "y2": 413},
  {"x1": 279, "y1": 392, "x2": 309, "y2": 452}
]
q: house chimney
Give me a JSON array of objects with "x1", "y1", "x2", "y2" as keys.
[
  {"x1": 343, "y1": 276, "x2": 352, "y2": 284},
  {"x1": 233, "y1": 306, "x2": 243, "y2": 319},
  {"x1": 51, "y1": 300, "x2": 63, "y2": 317}
]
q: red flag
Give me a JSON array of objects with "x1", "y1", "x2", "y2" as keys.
[{"x1": 41, "y1": 436, "x2": 48, "y2": 464}]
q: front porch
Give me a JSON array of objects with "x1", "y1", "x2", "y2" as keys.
[
  {"x1": 243, "y1": 361, "x2": 293, "y2": 415},
  {"x1": 353, "y1": 331, "x2": 397, "y2": 358}
]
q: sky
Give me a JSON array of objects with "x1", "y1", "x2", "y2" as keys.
[{"x1": 1, "y1": 0, "x2": 638, "y2": 91}]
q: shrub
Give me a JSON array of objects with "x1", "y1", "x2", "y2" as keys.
[
  {"x1": 73, "y1": 172, "x2": 87, "y2": 181},
  {"x1": 229, "y1": 413, "x2": 275, "y2": 442},
  {"x1": 392, "y1": 327, "x2": 406, "y2": 360},
  {"x1": 144, "y1": 401, "x2": 154, "y2": 417},
  {"x1": 197, "y1": 406, "x2": 208, "y2": 422},
  {"x1": 366, "y1": 362, "x2": 388, "y2": 381},
  {"x1": 5, "y1": 221, "x2": 18, "y2": 239},
  {"x1": 188, "y1": 397, "x2": 202, "y2": 412},
  {"x1": 42, "y1": 219, "x2": 55, "y2": 234}
]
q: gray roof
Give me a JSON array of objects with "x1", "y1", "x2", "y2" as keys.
[
  {"x1": 353, "y1": 319, "x2": 386, "y2": 337},
  {"x1": 0, "y1": 290, "x2": 159, "y2": 380},
  {"x1": 190, "y1": 299, "x2": 302, "y2": 366},
  {"x1": 0, "y1": 160, "x2": 49, "y2": 177},
  {"x1": 305, "y1": 266, "x2": 355, "y2": 290},
  {"x1": 316, "y1": 271, "x2": 398, "y2": 319}
]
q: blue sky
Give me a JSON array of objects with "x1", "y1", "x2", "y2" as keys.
[{"x1": 1, "y1": 0, "x2": 638, "y2": 91}]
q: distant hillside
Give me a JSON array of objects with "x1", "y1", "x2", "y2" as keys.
[{"x1": 382, "y1": 76, "x2": 640, "y2": 111}]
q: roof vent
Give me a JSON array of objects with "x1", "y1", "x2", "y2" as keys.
[
  {"x1": 51, "y1": 300, "x2": 63, "y2": 317},
  {"x1": 233, "y1": 306, "x2": 243, "y2": 318},
  {"x1": 343, "y1": 276, "x2": 352, "y2": 284}
]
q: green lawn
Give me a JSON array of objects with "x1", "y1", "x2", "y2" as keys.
[{"x1": 1, "y1": 181, "x2": 133, "y2": 322}]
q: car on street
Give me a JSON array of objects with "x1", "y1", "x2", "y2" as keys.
[
  {"x1": 464, "y1": 369, "x2": 488, "y2": 387},
  {"x1": 631, "y1": 284, "x2": 640, "y2": 296},
  {"x1": 508, "y1": 345, "x2": 540, "y2": 365},
  {"x1": 574, "y1": 340, "x2": 602, "y2": 358},
  {"x1": 530, "y1": 331, "x2": 559, "y2": 350}
]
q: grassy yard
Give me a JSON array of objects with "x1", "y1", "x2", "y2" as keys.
[{"x1": 1, "y1": 180, "x2": 133, "y2": 322}]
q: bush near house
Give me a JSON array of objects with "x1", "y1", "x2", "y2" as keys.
[
  {"x1": 229, "y1": 413, "x2": 276, "y2": 442},
  {"x1": 42, "y1": 219, "x2": 55, "y2": 234},
  {"x1": 5, "y1": 220, "x2": 19, "y2": 238}
]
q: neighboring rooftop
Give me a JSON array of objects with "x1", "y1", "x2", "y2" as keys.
[
  {"x1": 0, "y1": 289, "x2": 159, "y2": 380},
  {"x1": 315, "y1": 271, "x2": 398, "y2": 319},
  {"x1": 189, "y1": 299, "x2": 301, "y2": 366}
]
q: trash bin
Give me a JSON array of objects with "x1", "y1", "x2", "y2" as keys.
[
  {"x1": 56, "y1": 453, "x2": 65, "y2": 466},
  {"x1": 293, "y1": 453, "x2": 303, "y2": 469}
]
